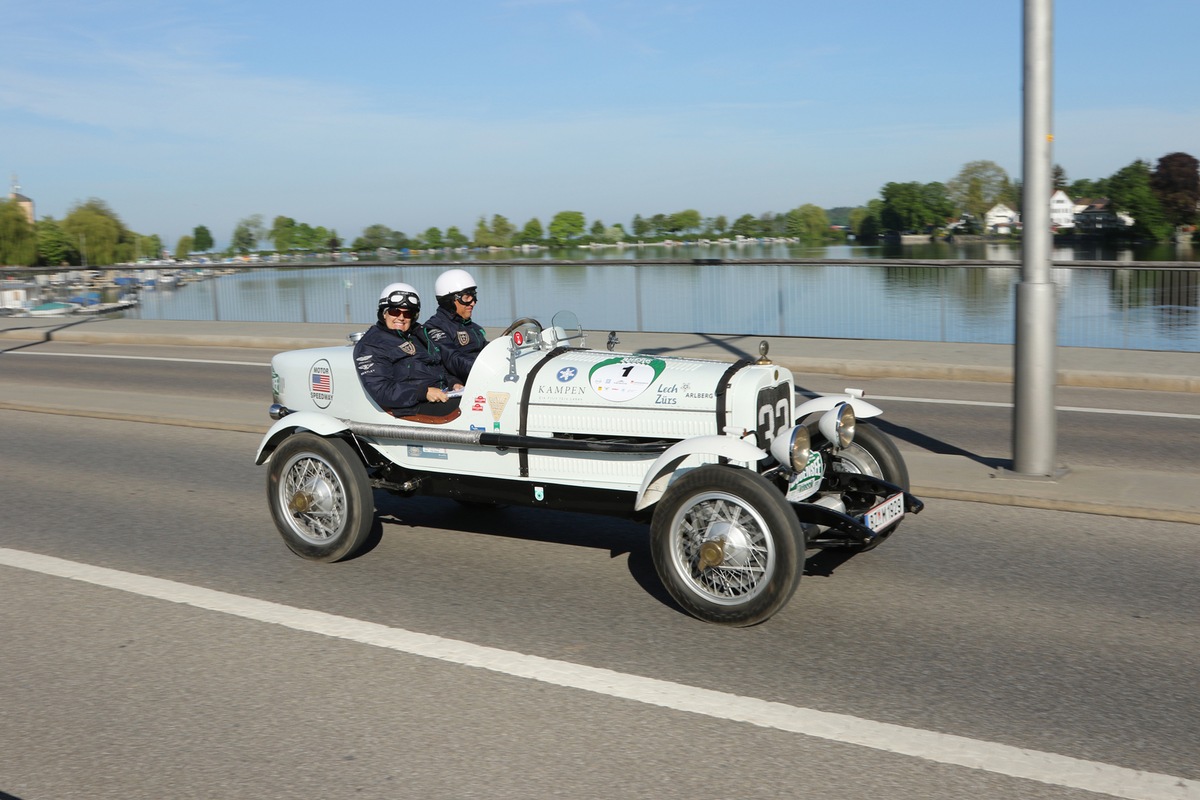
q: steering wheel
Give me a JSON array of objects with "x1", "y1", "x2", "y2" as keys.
[{"x1": 501, "y1": 317, "x2": 543, "y2": 337}]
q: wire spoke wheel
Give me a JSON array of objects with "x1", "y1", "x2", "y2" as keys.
[
  {"x1": 671, "y1": 492, "x2": 773, "y2": 604},
  {"x1": 278, "y1": 452, "x2": 350, "y2": 544},
  {"x1": 651, "y1": 466, "x2": 803, "y2": 626},
  {"x1": 267, "y1": 433, "x2": 374, "y2": 562}
]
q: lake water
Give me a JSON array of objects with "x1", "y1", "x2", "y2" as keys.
[
  {"x1": 133, "y1": 256, "x2": 1200, "y2": 352},
  {"x1": 403, "y1": 239, "x2": 1200, "y2": 264}
]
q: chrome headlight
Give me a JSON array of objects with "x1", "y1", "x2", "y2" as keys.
[
  {"x1": 770, "y1": 425, "x2": 812, "y2": 472},
  {"x1": 818, "y1": 402, "x2": 856, "y2": 449}
]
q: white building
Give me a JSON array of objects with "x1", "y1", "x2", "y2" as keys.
[
  {"x1": 984, "y1": 203, "x2": 1020, "y2": 234},
  {"x1": 1049, "y1": 189, "x2": 1075, "y2": 229}
]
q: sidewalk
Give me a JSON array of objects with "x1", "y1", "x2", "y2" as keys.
[{"x1": 2, "y1": 316, "x2": 1198, "y2": 525}]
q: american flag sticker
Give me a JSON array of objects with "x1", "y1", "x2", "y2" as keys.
[{"x1": 309, "y1": 359, "x2": 334, "y2": 409}]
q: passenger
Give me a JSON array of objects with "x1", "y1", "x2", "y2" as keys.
[
  {"x1": 424, "y1": 268, "x2": 487, "y2": 385},
  {"x1": 353, "y1": 282, "x2": 470, "y2": 418}
]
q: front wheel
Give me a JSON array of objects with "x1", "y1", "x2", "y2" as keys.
[
  {"x1": 267, "y1": 433, "x2": 374, "y2": 562},
  {"x1": 829, "y1": 421, "x2": 909, "y2": 551},
  {"x1": 650, "y1": 466, "x2": 804, "y2": 626}
]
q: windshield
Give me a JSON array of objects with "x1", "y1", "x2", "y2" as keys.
[{"x1": 546, "y1": 310, "x2": 585, "y2": 348}]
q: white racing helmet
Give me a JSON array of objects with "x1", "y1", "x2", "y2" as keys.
[
  {"x1": 377, "y1": 281, "x2": 421, "y2": 322},
  {"x1": 434, "y1": 269, "x2": 477, "y2": 309}
]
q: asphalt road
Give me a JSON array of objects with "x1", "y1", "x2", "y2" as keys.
[
  {"x1": 1, "y1": 354, "x2": 1198, "y2": 798},
  {"x1": 4, "y1": 340, "x2": 1196, "y2": 476}
]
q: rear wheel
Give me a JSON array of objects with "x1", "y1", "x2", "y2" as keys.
[
  {"x1": 267, "y1": 433, "x2": 374, "y2": 562},
  {"x1": 650, "y1": 466, "x2": 804, "y2": 626}
]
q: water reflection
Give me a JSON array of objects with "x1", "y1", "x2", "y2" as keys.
[
  {"x1": 134, "y1": 261, "x2": 1199, "y2": 352},
  {"x1": 437, "y1": 240, "x2": 1200, "y2": 264}
]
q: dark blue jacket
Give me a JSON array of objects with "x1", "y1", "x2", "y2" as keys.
[
  {"x1": 424, "y1": 305, "x2": 487, "y2": 384},
  {"x1": 353, "y1": 322, "x2": 470, "y2": 414}
]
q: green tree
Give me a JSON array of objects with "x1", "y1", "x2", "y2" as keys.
[
  {"x1": 1068, "y1": 178, "x2": 1109, "y2": 199},
  {"x1": 1052, "y1": 164, "x2": 1068, "y2": 190},
  {"x1": 230, "y1": 220, "x2": 256, "y2": 254},
  {"x1": 230, "y1": 214, "x2": 266, "y2": 254},
  {"x1": 784, "y1": 204, "x2": 830, "y2": 242},
  {"x1": 712, "y1": 215, "x2": 728, "y2": 235},
  {"x1": 472, "y1": 217, "x2": 492, "y2": 247},
  {"x1": 61, "y1": 198, "x2": 131, "y2": 265},
  {"x1": 729, "y1": 213, "x2": 759, "y2": 238},
  {"x1": 140, "y1": 234, "x2": 163, "y2": 260},
  {"x1": 879, "y1": 182, "x2": 926, "y2": 232},
  {"x1": 514, "y1": 217, "x2": 544, "y2": 245},
  {"x1": 631, "y1": 214, "x2": 650, "y2": 237},
  {"x1": 1108, "y1": 159, "x2": 1171, "y2": 240},
  {"x1": 326, "y1": 230, "x2": 341, "y2": 252},
  {"x1": 192, "y1": 224, "x2": 213, "y2": 252},
  {"x1": 352, "y1": 224, "x2": 395, "y2": 252},
  {"x1": 668, "y1": 209, "x2": 702, "y2": 235},
  {"x1": 547, "y1": 210, "x2": 585, "y2": 245},
  {"x1": 422, "y1": 227, "x2": 445, "y2": 248},
  {"x1": 0, "y1": 199, "x2": 37, "y2": 265},
  {"x1": 589, "y1": 219, "x2": 606, "y2": 237},
  {"x1": 921, "y1": 182, "x2": 955, "y2": 226},
  {"x1": 852, "y1": 199, "x2": 884, "y2": 241},
  {"x1": 35, "y1": 217, "x2": 77, "y2": 266},
  {"x1": 1150, "y1": 151, "x2": 1199, "y2": 228},
  {"x1": 947, "y1": 160, "x2": 1012, "y2": 227},
  {"x1": 445, "y1": 226, "x2": 469, "y2": 248},
  {"x1": 269, "y1": 216, "x2": 297, "y2": 252},
  {"x1": 604, "y1": 223, "x2": 627, "y2": 243},
  {"x1": 490, "y1": 214, "x2": 515, "y2": 246},
  {"x1": 175, "y1": 235, "x2": 194, "y2": 260}
]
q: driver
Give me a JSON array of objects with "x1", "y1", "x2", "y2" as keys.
[
  {"x1": 424, "y1": 268, "x2": 487, "y2": 385},
  {"x1": 353, "y1": 282, "x2": 471, "y2": 417}
]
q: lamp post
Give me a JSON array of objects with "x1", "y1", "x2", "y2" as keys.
[{"x1": 1012, "y1": 0, "x2": 1062, "y2": 477}]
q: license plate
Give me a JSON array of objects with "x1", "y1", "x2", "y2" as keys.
[{"x1": 864, "y1": 493, "x2": 905, "y2": 532}]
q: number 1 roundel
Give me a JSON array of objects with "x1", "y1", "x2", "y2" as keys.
[{"x1": 588, "y1": 357, "x2": 665, "y2": 402}]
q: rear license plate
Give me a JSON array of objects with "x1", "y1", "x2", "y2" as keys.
[{"x1": 864, "y1": 493, "x2": 905, "y2": 532}]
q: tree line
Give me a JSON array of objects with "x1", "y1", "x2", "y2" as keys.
[{"x1": 2, "y1": 154, "x2": 1195, "y2": 268}]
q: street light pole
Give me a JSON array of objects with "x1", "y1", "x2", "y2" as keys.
[{"x1": 1012, "y1": 0, "x2": 1061, "y2": 477}]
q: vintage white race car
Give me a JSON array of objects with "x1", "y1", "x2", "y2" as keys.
[{"x1": 256, "y1": 312, "x2": 923, "y2": 626}]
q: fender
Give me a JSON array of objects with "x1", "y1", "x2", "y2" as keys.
[
  {"x1": 254, "y1": 411, "x2": 352, "y2": 465},
  {"x1": 634, "y1": 435, "x2": 766, "y2": 512},
  {"x1": 794, "y1": 391, "x2": 882, "y2": 422}
]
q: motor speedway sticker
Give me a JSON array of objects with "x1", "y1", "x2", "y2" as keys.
[{"x1": 785, "y1": 451, "x2": 824, "y2": 502}]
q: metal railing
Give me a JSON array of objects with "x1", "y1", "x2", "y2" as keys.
[{"x1": 127, "y1": 261, "x2": 1199, "y2": 352}]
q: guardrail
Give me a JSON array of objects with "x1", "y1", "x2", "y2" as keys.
[{"x1": 127, "y1": 261, "x2": 1199, "y2": 352}]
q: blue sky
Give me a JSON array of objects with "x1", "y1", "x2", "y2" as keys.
[{"x1": 4, "y1": 0, "x2": 1198, "y2": 249}]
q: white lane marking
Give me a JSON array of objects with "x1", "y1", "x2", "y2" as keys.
[
  {"x1": 805, "y1": 392, "x2": 1200, "y2": 421},
  {"x1": 8, "y1": 350, "x2": 268, "y2": 367},
  {"x1": 13, "y1": 352, "x2": 1195, "y2": 420},
  {"x1": 2, "y1": 546, "x2": 1194, "y2": 800}
]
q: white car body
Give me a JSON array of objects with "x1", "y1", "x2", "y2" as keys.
[{"x1": 256, "y1": 312, "x2": 922, "y2": 626}]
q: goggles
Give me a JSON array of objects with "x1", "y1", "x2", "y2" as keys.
[
  {"x1": 383, "y1": 290, "x2": 420, "y2": 309},
  {"x1": 454, "y1": 289, "x2": 478, "y2": 305}
]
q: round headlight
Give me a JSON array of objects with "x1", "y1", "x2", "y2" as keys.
[
  {"x1": 769, "y1": 425, "x2": 812, "y2": 471},
  {"x1": 818, "y1": 402, "x2": 856, "y2": 449}
]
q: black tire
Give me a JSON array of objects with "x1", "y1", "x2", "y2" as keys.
[
  {"x1": 829, "y1": 421, "x2": 909, "y2": 551},
  {"x1": 267, "y1": 433, "x2": 374, "y2": 562},
  {"x1": 650, "y1": 465, "x2": 804, "y2": 626}
]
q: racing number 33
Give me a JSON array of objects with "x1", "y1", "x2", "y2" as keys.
[{"x1": 755, "y1": 384, "x2": 791, "y2": 449}]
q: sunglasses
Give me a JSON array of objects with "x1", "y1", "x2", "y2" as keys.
[
  {"x1": 455, "y1": 290, "x2": 478, "y2": 305},
  {"x1": 385, "y1": 307, "x2": 415, "y2": 317}
]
